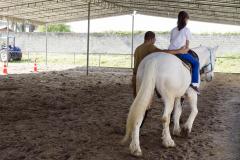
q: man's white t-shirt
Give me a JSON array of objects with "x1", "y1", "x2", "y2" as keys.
[{"x1": 168, "y1": 27, "x2": 192, "y2": 50}]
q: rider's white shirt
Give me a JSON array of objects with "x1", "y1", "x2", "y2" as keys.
[{"x1": 168, "y1": 27, "x2": 192, "y2": 50}]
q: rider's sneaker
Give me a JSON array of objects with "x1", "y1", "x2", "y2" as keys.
[{"x1": 190, "y1": 84, "x2": 200, "y2": 95}]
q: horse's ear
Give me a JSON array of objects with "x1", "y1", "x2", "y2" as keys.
[{"x1": 213, "y1": 45, "x2": 219, "y2": 54}]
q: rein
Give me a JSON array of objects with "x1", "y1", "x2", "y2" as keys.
[{"x1": 200, "y1": 48, "x2": 213, "y2": 75}]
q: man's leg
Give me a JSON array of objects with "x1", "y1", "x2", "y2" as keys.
[{"x1": 132, "y1": 74, "x2": 136, "y2": 98}]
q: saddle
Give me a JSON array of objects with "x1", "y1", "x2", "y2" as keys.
[{"x1": 175, "y1": 49, "x2": 199, "y2": 72}]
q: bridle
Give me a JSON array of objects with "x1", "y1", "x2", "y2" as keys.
[{"x1": 200, "y1": 48, "x2": 214, "y2": 81}]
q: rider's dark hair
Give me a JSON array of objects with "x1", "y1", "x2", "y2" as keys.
[
  {"x1": 177, "y1": 11, "x2": 189, "y2": 31},
  {"x1": 144, "y1": 31, "x2": 155, "y2": 41}
]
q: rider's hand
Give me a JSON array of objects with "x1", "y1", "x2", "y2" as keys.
[{"x1": 179, "y1": 47, "x2": 189, "y2": 54}]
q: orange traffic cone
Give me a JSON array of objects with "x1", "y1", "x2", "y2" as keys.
[
  {"x1": 34, "y1": 62, "x2": 37, "y2": 72},
  {"x1": 3, "y1": 62, "x2": 8, "y2": 75}
]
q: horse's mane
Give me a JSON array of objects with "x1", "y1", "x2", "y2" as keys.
[{"x1": 191, "y1": 45, "x2": 209, "y2": 57}]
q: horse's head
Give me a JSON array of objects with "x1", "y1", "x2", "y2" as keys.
[{"x1": 193, "y1": 46, "x2": 218, "y2": 82}]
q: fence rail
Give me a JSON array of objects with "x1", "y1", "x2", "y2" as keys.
[
  {"x1": 5, "y1": 51, "x2": 238, "y2": 73},
  {"x1": 21, "y1": 51, "x2": 133, "y2": 68},
  {"x1": 21, "y1": 51, "x2": 240, "y2": 64}
]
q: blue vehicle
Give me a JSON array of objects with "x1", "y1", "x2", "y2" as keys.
[{"x1": 0, "y1": 36, "x2": 22, "y2": 62}]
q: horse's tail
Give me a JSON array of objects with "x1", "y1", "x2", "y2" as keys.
[{"x1": 121, "y1": 60, "x2": 157, "y2": 144}]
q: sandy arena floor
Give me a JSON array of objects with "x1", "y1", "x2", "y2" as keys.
[{"x1": 0, "y1": 67, "x2": 239, "y2": 160}]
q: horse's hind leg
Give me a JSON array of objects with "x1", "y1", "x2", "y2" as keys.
[
  {"x1": 129, "y1": 118, "x2": 143, "y2": 156},
  {"x1": 173, "y1": 98, "x2": 182, "y2": 136},
  {"x1": 183, "y1": 89, "x2": 198, "y2": 136},
  {"x1": 161, "y1": 96, "x2": 175, "y2": 147}
]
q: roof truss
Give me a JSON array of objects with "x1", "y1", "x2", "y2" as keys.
[{"x1": 0, "y1": 0, "x2": 239, "y2": 25}]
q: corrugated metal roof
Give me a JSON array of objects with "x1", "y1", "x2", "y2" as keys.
[{"x1": 0, "y1": 0, "x2": 239, "y2": 25}]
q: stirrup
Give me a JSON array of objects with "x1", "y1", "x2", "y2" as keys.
[{"x1": 190, "y1": 84, "x2": 200, "y2": 95}]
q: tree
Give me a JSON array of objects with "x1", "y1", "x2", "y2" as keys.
[
  {"x1": 29, "y1": 25, "x2": 36, "y2": 32},
  {"x1": 37, "y1": 24, "x2": 71, "y2": 32}
]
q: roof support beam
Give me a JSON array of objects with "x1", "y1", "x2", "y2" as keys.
[{"x1": 86, "y1": 2, "x2": 90, "y2": 75}]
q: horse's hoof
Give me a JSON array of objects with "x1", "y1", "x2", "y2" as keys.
[
  {"x1": 129, "y1": 143, "x2": 142, "y2": 157},
  {"x1": 120, "y1": 136, "x2": 128, "y2": 146},
  {"x1": 181, "y1": 127, "x2": 190, "y2": 137},
  {"x1": 173, "y1": 128, "x2": 181, "y2": 137},
  {"x1": 120, "y1": 140, "x2": 126, "y2": 146},
  {"x1": 162, "y1": 138, "x2": 175, "y2": 148},
  {"x1": 130, "y1": 150, "x2": 142, "y2": 157}
]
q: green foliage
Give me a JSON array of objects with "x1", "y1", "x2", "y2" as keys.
[{"x1": 38, "y1": 24, "x2": 71, "y2": 32}]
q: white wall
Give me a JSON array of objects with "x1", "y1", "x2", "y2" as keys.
[{"x1": 0, "y1": 32, "x2": 239, "y2": 55}]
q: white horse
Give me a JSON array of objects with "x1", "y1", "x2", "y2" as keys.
[{"x1": 121, "y1": 46, "x2": 218, "y2": 156}]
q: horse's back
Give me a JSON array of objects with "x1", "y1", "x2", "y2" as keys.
[
  {"x1": 142, "y1": 52, "x2": 180, "y2": 63},
  {"x1": 138, "y1": 52, "x2": 191, "y2": 97},
  {"x1": 139, "y1": 52, "x2": 183, "y2": 73}
]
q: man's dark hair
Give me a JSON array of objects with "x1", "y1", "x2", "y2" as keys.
[
  {"x1": 144, "y1": 31, "x2": 155, "y2": 41},
  {"x1": 177, "y1": 11, "x2": 189, "y2": 31}
]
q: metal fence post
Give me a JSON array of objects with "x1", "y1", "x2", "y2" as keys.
[
  {"x1": 6, "y1": 20, "x2": 9, "y2": 67},
  {"x1": 28, "y1": 51, "x2": 30, "y2": 63},
  {"x1": 74, "y1": 52, "x2": 76, "y2": 65},
  {"x1": 98, "y1": 54, "x2": 101, "y2": 67},
  {"x1": 131, "y1": 11, "x2": 136, "y2": 69},
  {"x1": 45, "y1": 23, "x2": 48, "y2": 66}
]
